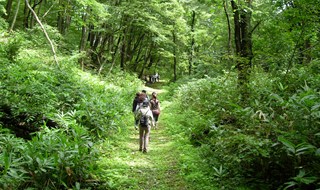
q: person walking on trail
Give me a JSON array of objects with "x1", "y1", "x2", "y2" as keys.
[
  {"x1": 150, "y1": 92, "x2": 161, "y2": 129},
  {"x1": 132, "y1": 92, "x2": 142, "y2": 129},
  {"x1": 141, "y1": 89, "x2": 149, "y2": 101},
  {"x1": 136, "y1": 100, "x2": 154, "y2": 153}
]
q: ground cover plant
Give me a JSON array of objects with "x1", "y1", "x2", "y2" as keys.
[
  {"x1": 164, "y1": 66, "x2": 320, "y2": 189},
  {"x1": 0, "y1": 31, "x2": 143, "y2": 189}
]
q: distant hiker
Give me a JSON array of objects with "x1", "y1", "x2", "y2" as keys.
[
  {"x1": 132, "y1": 92, "x2": 142, "y2": 129},
  {"x1": 154, "y1": 73, "x2": 160, "y2": 82},
  {"x1": 150, "y1": 92, "x2": 161, "y2": 129},
  {"x1": 136, "y1": 100, "x2": 155, "y2": 153}
]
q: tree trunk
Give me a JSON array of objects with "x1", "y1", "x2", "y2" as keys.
[
  {"x1": 120, "y1": 35, "x2": 126, "y2": 70},
  {"x1": 303, "y1": 38, "x2": 312, "y2": 64},
  {"x1": 138, "y1": 45, "x2": 152, "y2": 79},
  {"x1": 25, "y1": 0, "x2": 59, "y2": 66},
  {"x1": 3, "y1": 0, "x2": 13, "y2": 20},
  {"x1": 133, "y1": 41, "x2": 144, "y2": 72},
  {"x1": 231, "y1": 0, "x2": 253, "y2": 103},
  {"x1": 188, "y1": 10, "x2": 196, "y2": 75},
  {"x1": 128, "y1": 33, "x2": 145, "y2": 66},
  {"x1": 57, "y1": 0, "x2": 63, "y2": 33},
  {"x1": 224, "y1": 0, "x2": 232, "y2": 53},
  {"x1": 9, "y1": 0, "x2": 21, "y2": 32},
  {"x1": 79, "y1": 10, "x2": 89, "y2": 70},
  {"x1": 108, "y1": 34, "x2": 122, "y2": 74},
  {"x1": 24, "y1": 0, "x2": 43, "y2": 29},
  {"x1": 173, "y1": 30, "x2": 177, "y2": 82}
]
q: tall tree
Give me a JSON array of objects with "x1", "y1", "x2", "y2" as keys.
[
  {"x1": 3, "y1": 0, "x2": 13, "y2": 20},
  {"x1": 188, "y1": 10, "x2": 196, "y2": 75},
  {"x1": 9, "y1": 0, "x2": 21, "y2": 32},
  {"x1": 231, "y1": 0, "x2": 254, "y2": 102}
]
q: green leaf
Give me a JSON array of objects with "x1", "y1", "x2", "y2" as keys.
[{"x1": 278, "y1": 136, "x2": 295, "y2": 154}]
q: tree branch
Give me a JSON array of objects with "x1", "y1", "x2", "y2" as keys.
[{"x1": 25, "y1": 0, "x2": 59, "y2": 67}]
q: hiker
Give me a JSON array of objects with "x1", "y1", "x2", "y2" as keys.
[
  {"x1": 132, "y1": 92, "x2": 142, "y2": 129},
  {"x1": 136, "y1": 100, "x2": 155, "y2": 153},
  {"x1": 150, "y1": 92, "x2": 161, "y2": 129},
  {"x1": 141, "y1": 89, "x2": 149, "y2": 101},
  {"x1": 154, "y1": 73, "x2": 160, "y2": 82}
]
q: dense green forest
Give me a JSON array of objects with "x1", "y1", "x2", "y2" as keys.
[{"x1": 0, "y1": 0, "x2": 320, "y2": 189}]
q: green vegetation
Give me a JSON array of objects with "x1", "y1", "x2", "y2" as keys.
[
  {"x1": 163, "y1": 68, "x2": 320, "y2": 189},
  {"x1": 1, "y1": 0, "x2": 320, "y2": 189}
]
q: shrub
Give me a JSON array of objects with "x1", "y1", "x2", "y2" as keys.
[
  {"x1": 0, "y1": 118, "x2": 100, "y2": 189},
  {"x1": 167, "y1": 67, "x2": 320, "y2": 189}
]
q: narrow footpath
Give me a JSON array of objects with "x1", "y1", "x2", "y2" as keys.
[{"x1": 98, "y1": 86, "x2": 189, "y2": 190}]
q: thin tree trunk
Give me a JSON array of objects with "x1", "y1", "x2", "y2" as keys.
[
  {"x1": 3, "y1": 0, "x2": 13, "y2": 20},
  {"x1": 108, "y1": 34, "x2": 122, "y2": 74},
  {"x1": 24, "y1": 0, "x2": 43, "y2": 29},
  {"x1": 57, "y1": 0, "x2": 63, "y2": 33},
  {"x1": 120, "y1": 35, "x2": 126, "y2": 70},
  {"x1": 133, "y1": 41, "x2": 144, "y2": 72},
  {"x1": 173, "y1": 30, "x2": 177, "y2": 82},
  {"x1": 224, "y1": 0, "x2": 232, "y2": 53},
  {"x1": 138, "y1": 45, "x2": 152, "y2": 79},
  {"x1": 128, "y1": 33, "x2": 145, "y2": 65},
  {"x1": 79, "y1": 10, "x2": 89, "y2": 70},
  {"x1": 188, "y1": 10, "x2": 196, "y2": 75},
  {"x1": 231, "y1": 0, "x2": 241, "y2": 54},
  {"x1": 25, "y1": 0, "x2": 59, "y2": 66},
  {"x1": 9, "y1": 0, "x2": 21, "y2": 32}
]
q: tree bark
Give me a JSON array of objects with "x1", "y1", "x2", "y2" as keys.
[
  {"x1": 173, "y1": 30, "x2": 177, "y2": 82},
  {"x1": 224, "y1": 0, "x2": 232, "y2": 53},
  {"x1": 24, "y1": 0, "x2": 43, "y2": 29},
  {"x1": 133, "y1": 41, "x2": 144, "y2": 72},
  {"x1": 231, "y1": 0, "x2": 253, "y2": 103},
  {"x1": 9, "y1": 0, "x2": 21, "y2": 32},
  {"x1": 57, "y1": 0, "x2": 71, "y2": 34},
  {"x1": 3, "y1": 0, "x2": 13, "y2": 20},
  {"x1": 188, "y1": 10, "x2": 196, "y2": 75},
  {"x1": 120, "y1": 35, "x2": 126, "y2": 70},
  {"x1": 79, "y1": 10, "x2": 89, "y2": 70},
  {"x1": 108, "y1": 34, "x2": 122, "y2": 74}
]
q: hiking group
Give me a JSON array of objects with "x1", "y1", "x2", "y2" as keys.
[{"x1": 132, "y1": 90, "x2": 161, "y2": 153}]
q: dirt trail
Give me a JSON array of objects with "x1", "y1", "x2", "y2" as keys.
[
  {"x1": 142, "y1": 86, "x2": 167, "y2": 95},
  {"x1": 99, "y1": 86, "x2": 188, "y2": 190}
]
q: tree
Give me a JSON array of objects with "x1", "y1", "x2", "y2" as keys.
[{"x1": 230, "y1": 0, "x2": 254, "y2": 103}]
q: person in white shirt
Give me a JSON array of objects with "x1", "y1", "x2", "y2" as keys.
[{"x1": 136, "y1": 100, "x2": 154, "y2": 153}]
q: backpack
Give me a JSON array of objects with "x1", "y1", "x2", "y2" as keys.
[{"x1": 139, "y1": 110, "x2": 149, "y2": 127}]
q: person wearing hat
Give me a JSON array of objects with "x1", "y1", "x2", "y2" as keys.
[{"x1": 136, "y1": 99, "x2": 154, "y2": 153}]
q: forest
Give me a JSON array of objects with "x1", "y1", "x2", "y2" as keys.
[{"x1": 0, "y1": 0, "x2": 319, "y2": 189}]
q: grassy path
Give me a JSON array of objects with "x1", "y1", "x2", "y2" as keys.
[
  {"x1": 99, "y1": 121, "x2": 188, "y2": 190},
  {"x1": 99, "y1": 124, "x2": 187, "y2": 190},
  {"x1": 98, "y1": 86, "x2": 190, "y2": 190}
]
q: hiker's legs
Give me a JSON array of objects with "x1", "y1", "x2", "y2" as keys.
[
  {"x1": 139, "y1": 126, "x2": 144, "y2": 151},
  {"x1": 143, "y1": 126, "x2": 150, "y2": 152},
  {"x1": 153, "y1": 114, "x2": 159, "y2": 129}
]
